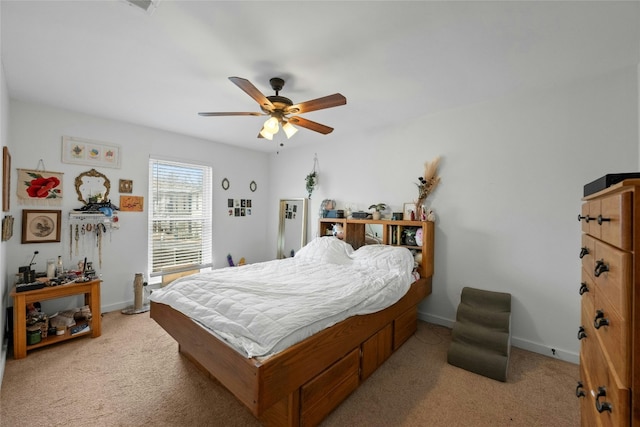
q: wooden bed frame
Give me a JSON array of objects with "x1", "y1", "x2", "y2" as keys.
[{"x1": 150, "y1": 276, "x2": 431, "y2": 426}]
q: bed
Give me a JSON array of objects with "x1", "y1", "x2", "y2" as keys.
[{"x1": 150, "y1": 236, "x2": 433, "y2": 426}]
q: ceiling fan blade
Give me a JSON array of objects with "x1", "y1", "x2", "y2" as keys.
[
  {"x1": 286, "y1": 93, "x2": 346, "y2": 114},
  {"x1": 288, "y1": 116, "x2": 334, "y2": 135},
  {"x1": 198, "y1": 112, "x2": 263, "y2": 116},
  {"x1": 229, "y1": 76, "x2": 275, "y2": 112}
]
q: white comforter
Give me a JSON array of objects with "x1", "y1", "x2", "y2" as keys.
[{"x1": 149, "y1": 238, "x2": 415, "y2": 358}]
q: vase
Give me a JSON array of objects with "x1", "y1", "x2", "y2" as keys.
[{"x1": 372, "y1": 211, "x2": 381, "y2": 220}]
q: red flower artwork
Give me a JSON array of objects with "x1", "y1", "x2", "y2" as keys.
[{"x1": 25, "y1": 174, "x2": 61, "y2": 199}]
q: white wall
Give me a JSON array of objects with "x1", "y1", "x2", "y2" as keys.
[
  {"x1": 5, "y1": 100, "x2": 270, "y2": 315},
  {"x1": 1, "y1": 66, "x2": 637, "y2": 369},
  {"x1": 269, "y1": 66, "x2": 639, "y2": 363},
  {"x1": 0, "y1": 1, "x2": 9, "y2": 382}
]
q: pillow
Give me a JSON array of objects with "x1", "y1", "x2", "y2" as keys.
[
  {"x1": 350, "y1": 244, "x2": 413, "y2": 273},
  {"x1": 295, "y1": 237, "x2": 354, "y2": 265}
]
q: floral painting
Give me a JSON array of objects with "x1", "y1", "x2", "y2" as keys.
[
  {"x1": 62, "y1": 135, "x2": 121, "y2": 169},
  {"x1": 17, "y1": 169, "x2": 63, "y2": 206}
]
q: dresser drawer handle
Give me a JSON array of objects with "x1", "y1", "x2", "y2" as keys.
[
  {"x1": 594, "y1": 310, "x2": 609, "y2": 329},
  {"x1": 577, "y1": 326, "x2": 587, "y2": 340},
  {"x1": 578, "y1": 214, "x2": 592, "y2": 223},
  {"x1": 594, "y1": 260, "x2": 609, "y2": 277},
  {"x1": 595, "y1": 386, "x2": 612, "y2": 413},
  {"x1": 579, "y1": 282, "x2": 589, "y2": 295},
  {"x1": 597, "y1": 215, "x2": 611, "y2": 225},
  {"x1": 575, "y1": 381, "x2": 586, "y2": 398},
  {"x1": 579, "y1": 247, "x2": 589, "y2": 259}
]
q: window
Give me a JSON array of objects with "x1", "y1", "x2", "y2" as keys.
[{"x1": 148, "y1": 157, "x2": 212, "y2": 278}]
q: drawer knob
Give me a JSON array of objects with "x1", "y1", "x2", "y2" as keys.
[
  {"x1": 595, "y1": 386, "x2": 612, "y2": 413},
  {"x1": 594, "y1": 260, "x2": 609, "y2": 277},
  {"x1": 594, "y1": 310, "x2": 609, "y2": 329},
  {"x1": 579, "y1": 247, "x2": 589, "y2": 259},
  {"x1": 575, "y1": 381, "x2": 586, "y2": 398},
  {"x1": 578, "y1": 214, "x2": 592, "y2": 223},
  {"x1": 597, "y1": 215, "x2": 611, "y2": 225},
  {"x1": 579, "y1": 282, "x2": 589, "y2": 295},
  {"x1": 577, "y1": 326, "x2": 587, "y2": 340}
]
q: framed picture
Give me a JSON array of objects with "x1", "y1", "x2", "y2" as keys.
[
  {"x1": 22, "y1": 209, "x2": 61, "y2": 243},
  {"x1": 3, "y1": 147, "x2": 10, "y2": 212},
  {"x1": 62, "y1": 135, "x2": 121, "y2": 169},
  {"x1": 403, "y1": 202, "x2": 417, "y2": 221},
  {"x1": 120, "y1": 195, "x2": 144, "y2": 212},
  {"x1": 2, "y1": 215, "x2": 14, "y2": 241},
  {"x1": 119, "y1": 179, "x2": 133, "y2": 193}
]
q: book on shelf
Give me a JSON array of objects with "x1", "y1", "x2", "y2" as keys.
[{"x1": 70, "y1": 323, "x2": 90, "y2": 336}]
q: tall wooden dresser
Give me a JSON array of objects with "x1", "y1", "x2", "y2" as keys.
[{"x1": 578, "y1": 179, "x2": 640, "y2": 425}]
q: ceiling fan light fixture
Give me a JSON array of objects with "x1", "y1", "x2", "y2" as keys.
[
  {"x1": 259, "y1": 126, "x2": 274, "y2": 140},
  {"x1": 282, "y1": 121, "x2": 298, "y2": 138},
  {"x1": 264, "y1": 117, "x2": 279, "y2": 134}
]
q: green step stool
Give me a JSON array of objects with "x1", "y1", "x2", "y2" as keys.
[{"x1": 447, "y1": 287, "x2": 512, "y2": 382}]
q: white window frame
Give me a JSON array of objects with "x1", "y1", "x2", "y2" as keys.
[{"x1": 148, "y1": 156, "x2": 212, "y2": 280}]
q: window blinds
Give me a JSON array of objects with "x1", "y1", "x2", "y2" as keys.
[{"x1": 148, "y1": 158, "x2": 212, "y2": 276}]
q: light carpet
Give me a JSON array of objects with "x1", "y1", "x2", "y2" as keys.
[{"x1": 0, "y1": 311, "x2": 579, "y2": 426}]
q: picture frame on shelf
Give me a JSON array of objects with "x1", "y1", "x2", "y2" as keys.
[
  {"x1": 403, "y1": 202, "x2": 417, "y2": 221},
  {"x1": 21, "y1": 209, "x2": 61, "y2": 243}
]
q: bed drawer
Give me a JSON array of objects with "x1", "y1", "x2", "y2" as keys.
[
  {"x1": 361, "y1": 323, "x2": 393, "y2": 380},
  {"x1": 300, "y1": 348, "x2": 360, "y2": 427},
  {"x1": 394, "y1": 308, "x2": 418, "y2": 350}
]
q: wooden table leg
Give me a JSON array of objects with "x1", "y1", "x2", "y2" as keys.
[
  {"x1": 12, "y1": 293, "x2": 27, "y2": 359},
  {"x1": 88, "y1": 281, "x2": 101, "y2": 337}
]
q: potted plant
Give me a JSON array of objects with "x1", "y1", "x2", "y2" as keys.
[
  {"x1": 368, "y1": 203, "x2": 387, "y2": 220},
  {"x1": 305, "y1": 171, "x2": 317, "y2": 199}
]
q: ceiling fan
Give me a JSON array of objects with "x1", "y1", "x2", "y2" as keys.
[{"x1": 198, "y1": 77, "x2": 347, "y2": 140}]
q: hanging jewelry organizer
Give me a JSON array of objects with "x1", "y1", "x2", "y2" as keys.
[
  {"x1": 69, "y1": 168, "x2": 119, "y2": 268},
  {"x1": 68, "y1": 207, "x2": 119, "y2": 269}
]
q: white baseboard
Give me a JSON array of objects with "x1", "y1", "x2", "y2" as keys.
[
  {"x1": 417, "y1": 311, "x2": 579, "y2": 365},
  {"x1": 101, "y1": 300, "x2": 135, "y2": 314}
]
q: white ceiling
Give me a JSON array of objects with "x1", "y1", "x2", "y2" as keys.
[{"x1": 2, "y1": 1, "x2": 639, "y2": 152}]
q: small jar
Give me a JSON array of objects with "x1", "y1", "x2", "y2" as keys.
[{"x1": 26, "y1": 325, "x2": 41, "y2": 345}]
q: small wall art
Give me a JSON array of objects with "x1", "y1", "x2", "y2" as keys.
[
  {"x1": 62, "y1": 135, "x2": 121, "y2": 169},
  {"x1": 2, "y1": 215, "x2": 14, "y2": 241},
  {"x1": 17, "y1": 168, "x2": 63, "y2": 206},
  {"x1": 119, "y1": 179, "x2": 133, "y2": 193},
  {"x1": 227, "y1": 199, "x2": 252, "y2": 216},
  {"x1": 120, "y1": 195, "x2": 144, "y2": 212},
  {"x1": 22, "y1": 209, "x2": 61, "y2": 243}
]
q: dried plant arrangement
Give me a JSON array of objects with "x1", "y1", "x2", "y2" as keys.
[{"x1": 415, "y1": 156, "x2": 441, "y2": 214}]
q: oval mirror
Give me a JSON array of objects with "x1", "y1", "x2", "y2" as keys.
[{"x1": 75, "y1": 169, "x2": 111, "y2": 204}]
